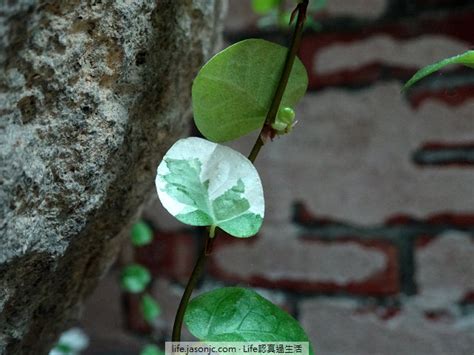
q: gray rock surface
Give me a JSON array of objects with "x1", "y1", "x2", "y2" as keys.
[{"x1": 0, "y1": 1, "x2": 225, "y2": 353}]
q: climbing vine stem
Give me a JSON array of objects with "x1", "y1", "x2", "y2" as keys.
[
  {"x1": 171, "y1": 0, "x2": 309, "y2": 341},
  {"x1": 172, "y1": 230, "x2": 214, "y2": 341},
  {"x1": 248, "y1": 0, "x2": 308, "y2": 163}
]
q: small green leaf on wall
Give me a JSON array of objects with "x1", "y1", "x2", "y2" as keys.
[
  {"x1": 155, "y1": 137, "x2": 264, "y2": 238},
  {"x1": 51, "y1": 343, "x2": 73, "y2": 355},
  {"x1": 184, "y1": 287, "x2": 314, "y2": 355},
  {"x1": 192, "y1": 39, "x2": 308, "y2": 142},
  {"x1": 50, "y1": 328, "x2": 89, "y2": 355},
  {"x1": 403, "y1": 50, "x2": 474, "y2": 91},
  {"x1": 252, "y1": 0, "x2": 280, "y2": 14},
  {"x1": 131, "y1": 221, "x2": 153, "y2": 247},
  {"x1": 141, "y1": 294, "x2": 161, "y2": 323},
  {"x1": 120, "y1": 264, "x2": 151, "y2": 293},
  {"x1": 140, "y1": 344, "x2": 164, "y2": 355}
]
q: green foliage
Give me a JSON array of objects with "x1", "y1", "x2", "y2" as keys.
[
  {"x1": 162, "y1": 157, "x2": 212, "y2": 226},
  {"x1": 272, "y1": 106, "x2": 296, "y2": 134},
  {"x1": 251, "y1": 0, "x2": 280, "y2": 14},
  {"x1": 131, "y1": 221, "x2": 153, "y2": 246},
  {"x1": 50, "y1": 328, "x2": 88, "y2": 355},
  {"x1": 141, "y1": 294, "x2": 161, "y2": 323},
  {"x1": 120, "y1": 264, "x2": 151, "y2": 293},
  {"x1": 252, "y1": 0, "x2": 327, "y2": 15},
  {"x1": 154, "y1": 15, "x2": 313, "y2": 347},
  {"x1": 403, "y1": 50, "x2": 474, "y2": 91},
  {"x1": 192, "y1": 39, "x2": 307, "y2": 142},
  {"x1": 140, "y1": 344, "x2": 164, "y2": 355},
  {"x1": 51, "y1": 343, "x2": 73, "y2": 355},
  {"x1": 156, "y1": 137, "x2": 264, "y2": 238},
  {"x1": 184, "y1": 287, "x2": 314, "y2": 355},
  {"x1": 255, "y1": 0, "x2": 324, "y2": 30}
]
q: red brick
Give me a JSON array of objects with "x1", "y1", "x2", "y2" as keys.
[
  {"x1": 415, "y1": 235, "x2": 436, "y2": 248},
  {"x1": 427, "y1": 212, "x2": 474, "y2": 227},
  {"x1": 384, "y1": 214, "x2": 419, "y2": 225},
  {"x1": 408, "y1": 84, "x2": 474, "y2": 109},
  {"x1": 122, "y1": 293, "x2": 150, "y2": 334},
  {"x1": 213, "y1": 230, "x2": 260, "y2": 247},
  {"x1": 298, "y1": 12, "x2": 474, "y2": 89},
  {"x1": 461, "y1": 291, "x2": 474, "y2": 303},
  {"x1": 208, "y1": 237, "x2": 400, "y2": 296},
  {"x1": 292, "y1": 201, "x2": 335, "y2": 226},
  {"x1": 386, "y1": 212, "x2": 474, "y2": 227},
  {"x1": 135, "y1": 230, "x2": 197, "y2": 284},
  {"x1": 419, "y1": 142, "x2": 474, "y2": 150},
  {"x1": 295, "y1": 201, "x2": 474, "y2": 229},
  {"x1": 353, "y1": 303, "x2": 402, "y2": 321},
  {"x1": 424, "y1": 309, "x2": 454, "y2": 323},
  {"x1": 411, "y1": 0, "x2": 471, "y2": 8}
]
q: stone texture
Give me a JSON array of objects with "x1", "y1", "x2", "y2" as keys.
[{"x1": 0, "y1": 0, "x2": 225, "y2": 353}]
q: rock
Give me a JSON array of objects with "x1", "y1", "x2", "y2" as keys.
[{"x1": 0, "y1": 1, "x2": 225, "y2": 353}]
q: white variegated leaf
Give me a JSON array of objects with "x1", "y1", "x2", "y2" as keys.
[{"x1": 155, "y1": 137, "x2": 264, "y2": 238}]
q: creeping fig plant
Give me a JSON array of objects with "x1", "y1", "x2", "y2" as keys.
[
  {"x1": 121, "y1": 220, "x2": 164, "y2": 355},
  {"x1": 156, "y1": 137, "x2": 264, "y2": 238},
  {"x1": 128, "y1": 3, "x2": 471, "y2": 354},
  {"x1": 403, "y1": 50, "x2": 474, "y2": 90},
  {"x1": 154, "y1": 0, "x2": 313, "y2": 353},
  {"x1": 192, "y1": 39, "x2": 307, "y2": 142}
]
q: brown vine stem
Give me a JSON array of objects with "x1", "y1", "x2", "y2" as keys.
[
  {"x1": 171, "y1": 0, "x2": 309, "y2": 342},
  {"x1": 248, "y1": 0, "x2": 308, "y2": 163},
  {"x1": 172, "y1": 229, "x2": 214, "y2": 341}
]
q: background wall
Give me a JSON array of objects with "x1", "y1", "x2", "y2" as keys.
[{"x1": 83, "y1": 1, "x2": 474, "y2": 354}]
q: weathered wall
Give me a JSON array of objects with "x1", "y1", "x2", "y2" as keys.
[
  {"x1": 0, "y1": 0, "x2": 224, "y2": 353},
  {"x1": 125, "y1": 1, "x2": 474, "y2": 354}
]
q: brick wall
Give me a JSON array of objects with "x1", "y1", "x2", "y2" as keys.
[{"x1": 128, "y1": 1, "x2": 474, "y2": 354}]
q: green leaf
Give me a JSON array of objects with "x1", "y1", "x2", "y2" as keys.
[
  {"x1": 192, "y1": 39, "x2": 308, "y2": 142},
  {"x1": 156, "y1": 137, "x2": 264, "y2": 238},
  {"x1": 140, "y1": 344, "x2": 164, "y2": 355},
  {"x1": 403, "y1": 50, "x2": 474, "y2": 91},
  {"x1": 120, "y1": 264, "x2": 151, "y2": 293},
  {"x1": 51, "y1": 343, "x2": 73, "y2": 354},
  {"x1": 184, "y1": 287, "x2": 314, "y2": 355},
  {"x1": 131, "y1": 221, "x2": 153, "y2": 246},
  {"x1": 50, "y1": 328, "x2": 89, "y2": 355},
  {"x1": 251, "y1": 0, "x2": 280, "y2": 14},
  {"x1": 141, "y1": 294, "x2": 161, "y2": 323}
]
